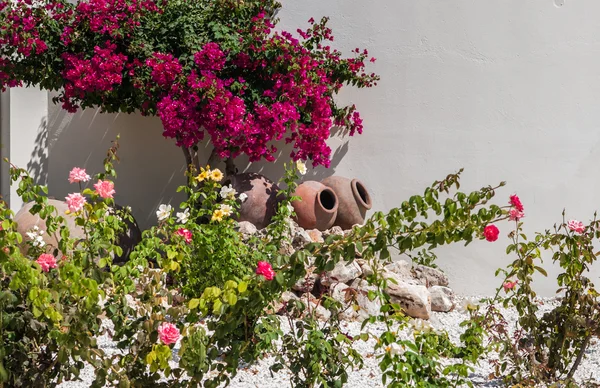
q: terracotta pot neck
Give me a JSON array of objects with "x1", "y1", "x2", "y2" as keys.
[{"x1": 351, "y1": 179, "x2": 372, "y2": 210}]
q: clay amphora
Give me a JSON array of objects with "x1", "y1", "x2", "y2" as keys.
[
  {"x1": 225, "y1": 172, "x2": 281, "y2": 229},
  {"x1": 292, "y1": 181, "x2": 338, "y2": 231},
  {"x1": 320, "y1": 176, "x2": 372, "y2": 230}
]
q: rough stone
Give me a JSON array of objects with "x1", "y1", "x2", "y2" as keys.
[
  {"x1": 237, "y1": 221, "x2": 258, "y2": 236},
  {"x1": 415, "y1": 265, "x2": 449, "y2": 287},
  {"x1": 384, "y1": 261, "x2": 417, "y2": 283},
  {"x1": 307, "y1": 229, "x2": 324, "y2": 243},
  {"x1": 429, "y1": 286, "x2": 455, "y2": 312},
  {"x1": 386, "y1": 281, "x2": 432, "y2": 320},
  {"x1": 322, "y1": 226, "x2": 344, "y2": 238},
  {"x1": 321, "y1": 260, "x2": 363, "y2": 287},
  {"x1": 292, "y1": 228, "x2": 312, "y2": 247},
  {"x1": 382, "y1": 268, "x2": 421, "y2": 286}
]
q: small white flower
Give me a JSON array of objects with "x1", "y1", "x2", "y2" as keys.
[
  {"x1": 410, "y1": 318, "x2": 433, "y2": 333},
  {"x1": 156, "y1": 204, "x2": 172, "y2": 221},
  {"x1": 26, "y1": 226, "x2": 46, "y2": 247},
  {"x1": 219, "y1": 184, "x2": 237, "y2": 200},
  {"x1": 286, "y1": 203, "x2": 294, "y2": 213},
  {"x1": 219, "y1": 204, "x2": 233, "y2": 216},
  {"x1": 238, "y1": 193, "x2": 248, "y2": 203},
  {"x1": 176, "y1": 208, "x2": 190, "y2": 224},
  {"x1": 296, "y1": 160, "x2": 307, "y2": 175},
  {"x1": 386, "y1": 342, "x2": 404, "y2": 356},
  {"x1": 459, "y1": 298, "x2": 479, "y2": 313},
  {"x1": 34, "y1": 235, "x2": 46, "y2": 248}
]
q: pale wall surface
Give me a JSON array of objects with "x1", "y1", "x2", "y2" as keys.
[{"x1": 8, "y1": 0, "x2": 600, "y2": 295}]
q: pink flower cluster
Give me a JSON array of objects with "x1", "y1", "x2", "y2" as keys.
[
  {"x1": 508, "y1": 194, "x2": 525, "y2": 221},
  {"x1": 483, "y1": 224, "x2": 499, "y2": 242},
  {"x1": 36, "y1": 253, "x2": 57, "y2": 272},
  {"x1": 72, "y1": 0, "x2": 158, "y2": 39},
  {"x1": 146, "y1": 52, "x2": 182, "y2": 89},
  {"x1": 60, "y1": 43, "x2": 127, "y2": 112},
  {"x1": 0, "y1": 3, "x2": 378, "y2": 168},
  {"x1": 94, "y1": 180, "x2": 115, "y2": 199}
]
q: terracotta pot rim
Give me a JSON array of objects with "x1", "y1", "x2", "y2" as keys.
[
  {"x1": 317, "y1": 187, "x2": 339, "y2": 214},
  {"x1": 351, "y1": 179, "x2": 372, "y2": 210}
]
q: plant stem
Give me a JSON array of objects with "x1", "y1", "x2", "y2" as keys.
[
  {"x1": 225, "y1": 157, "x2": 236, "y2": 176},
  {"x1": 566, "y1": 334, "x2": 590, "y2": 380}
]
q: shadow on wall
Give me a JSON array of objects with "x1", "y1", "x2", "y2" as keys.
[
  {"x1": 26, "y1": 116, "x2": 49, "y2": 187},
  {"x1": 47, "y1": 100, "x2": 187, "y2": 230}
]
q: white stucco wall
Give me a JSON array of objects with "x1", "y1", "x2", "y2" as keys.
[{"x1": 7, "y1": 0, "x2": 600, "y2": 295}]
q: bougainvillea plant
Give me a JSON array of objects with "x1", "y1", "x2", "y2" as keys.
[{"x1": 0, "y1": 0, "x2": 379, "y2": 174}]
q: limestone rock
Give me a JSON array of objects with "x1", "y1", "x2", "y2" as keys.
[
  {"x1": 415, "y1": 265, "x2": 449, "y2": 287},
  {"x1": 382, "y1": 268, "x2": 421, "y2": 286},
  {"x1": 237, "y1": 221, "x2": 258, "y2": 236},
  {"x1": 386, "y1": 281, "x2": 431, "y2": 320},
  {"x1": 322, "y1": 226, "x2": 344, "y2": 238},
  {"x1": 307, "y1": 229, "x2": 324, "y2": 243},
  {"x1": 292, "y1": 228, "x2": 312, "y2": 248},
  {"x1": 321, "y1": 260, "x2": 363, "y2": 287},
  {"x1": 384, "y1": 261, "x2": 418, "y2": 283},
  {"x1": 430, "y1": 286, "x2": 455, "y2": 312}
]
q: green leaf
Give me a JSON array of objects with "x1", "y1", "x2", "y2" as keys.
[
  {"x1": 188, "y1": 298, "x2": 200, "y2": 310},
  {"x1": 238, "y1": 281, "x2": 248, "y2": 293},
  {"x1": 534, "y1": 266, "x2": 548, "y2": 277}
]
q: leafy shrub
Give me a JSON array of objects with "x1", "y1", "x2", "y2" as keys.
[
  {"x1": 1, "y1": 141, "x2": 517, "y2": 387},
  {"x1": 469, "y1": 202, "x2": 600, "y2": 386}
]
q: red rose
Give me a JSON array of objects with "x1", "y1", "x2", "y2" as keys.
[{"x1": 483, "y1": 225, "x2": 500, "y2": 242}]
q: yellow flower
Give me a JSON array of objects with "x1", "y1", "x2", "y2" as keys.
[
  {"x1": 196, "y1": 170, "x2": 209, "y2": 182},
  {"x1": 211, "y1": 209, "x2": 224, "y2": 222},
  {"x1": 210, "y1": 169, "x2": 223, "y2": 182}
]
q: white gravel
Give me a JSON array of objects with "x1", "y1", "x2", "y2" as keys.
[{"x1": 57, "y1": 296, "x2": 600, "y2": 387}]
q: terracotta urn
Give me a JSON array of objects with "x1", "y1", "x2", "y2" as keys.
[
  {"x1": 320, "y1": 176, "x2": 372, "y2": 230},
  {"x1": 225, "y1": 172, "x2": 281, "y2": 229},
  {"x1": 15, "y1": 199, "x2": 85, "y2": 255},
  {"x1": 14, "y1": 199, "x2": 141, "y2": 263},
  {"x1": 292, "y1": 181, "x2": 339, "y2": 231}
]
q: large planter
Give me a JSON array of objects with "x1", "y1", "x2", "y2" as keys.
[
  {"x1": 14, "y1": 199, "x2": 141, "y2": 263},
  {"x1": 292, "y1": 181, "x2": 338, "y2": 231},
  {"x1": 320, "y1": 176, "x2": 372, "y2": 230},
  {"x1": 225, "y1": 172, "x2": 281, "y2": 229}
]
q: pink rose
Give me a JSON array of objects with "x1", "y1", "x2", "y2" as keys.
[
  {"x1": 483, "y1": 225, "x2": 500, "y2": 242},
  {"x1": 509, "y1": 194, "x2": 524, "y2": 212},
  {"x1": 503, "y1": 280, "x2": 518, "y2": 292},
  {"x1": 256, "y1": 261, "x2": 275, "y2": 281},
  {"x1": 509, "y1": 208, "x2": 524, "y2": 221},
  {"x1": 176, "y1": 228, "x2": 193, "y2": 244},
  {"x1": 567, "y1": 220, "x2": 585, "y2": 234},
  {"x1": 68, "y1": 167, "x2": 91, "y2": 184},
  {"x1": 157, "y1": 322, "x2": 180, "y2": 345},
  {"x1": 36, "y1": 253, "x2": 57, "y2": 272},
  {"x1": 94, "y1": 180, "x2": 115, "y2": 199},
  {"x1": 65, "y1": 192, "x2": 87, "y2": 212}
]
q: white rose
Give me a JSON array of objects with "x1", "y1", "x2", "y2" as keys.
[{"x1": 156, "y1": 204, "x2": 172, "y2": 221}]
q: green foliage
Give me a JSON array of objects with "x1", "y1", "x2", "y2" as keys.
[
  {"x1": 0, "y1": 139, "x2": 129, "y2": 387},
  {"x1": 1, "y1": 146, "x2": 512, "y2": 387},
  {"x1": 470, "y1": 213, "x2": 600, "y2": 386}
]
